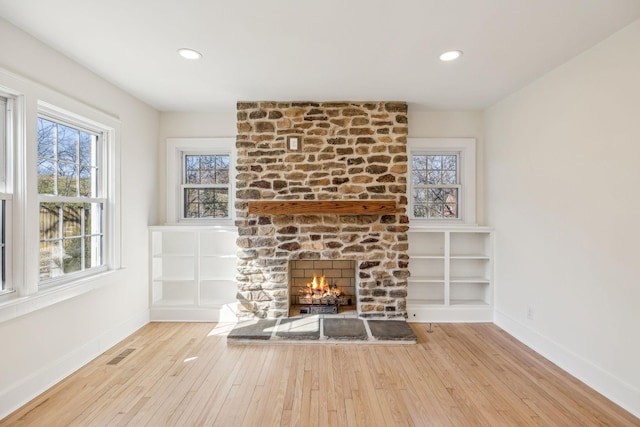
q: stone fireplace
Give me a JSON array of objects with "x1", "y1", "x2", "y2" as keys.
[{"x1": 235, "y1": 101, "x2": 409, "y2": 319}]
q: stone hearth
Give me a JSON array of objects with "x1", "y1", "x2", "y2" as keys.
[{"x1": 235, "y1": 101, "x2": 409, "y2": 319}]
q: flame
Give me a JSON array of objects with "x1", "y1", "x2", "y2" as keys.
[{"x1": 303, "y1": 274, "x2": 342, "y2": 299}]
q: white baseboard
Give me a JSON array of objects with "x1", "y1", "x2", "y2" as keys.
[
  {"x1": 0, "y1": 310, "x2": 149, "y2": 420},
  {"x1": 494, "y1": 309, "x2": 640, "y2": 419}
]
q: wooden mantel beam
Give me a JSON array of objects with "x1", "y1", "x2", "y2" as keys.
[{"x1": 247, "y1": 200, "x2": 396, "y2": 215}]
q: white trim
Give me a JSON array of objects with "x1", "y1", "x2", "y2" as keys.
[
  {"x1": 166, "y1": 138, "x2": 235, "y2": 225},
  {"x1": 494, "y1": 309, "x2": 640, "y2": 418},
  {"x1": 408, "y1": 138, "x2": 476, "y2": 225}
]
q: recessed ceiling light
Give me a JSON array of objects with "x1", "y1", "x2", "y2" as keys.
[
  {"x1": 439, "y1": 50, "x2": 463, "y2": 62},
  {"x1": 178, "y1": 48, "x2": 202, "y2": 60}
]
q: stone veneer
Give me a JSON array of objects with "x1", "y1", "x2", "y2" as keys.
[{"x1": 235, "y1": 101, "x2": 409, "y2": 319}]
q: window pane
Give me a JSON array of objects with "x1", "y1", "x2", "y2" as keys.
[
  {"x1": 186, "y1": 170, "x2": 200, "y2": 184},
  {"x1": 442, "y1": 155, "x2": 457, "y2": 171},
  {"x1": 37, "y1": 118, "x2": 56, "y2": 159},
  {"x1": 40, "y1": 202, "x2": 61, "y2": 240},
  {"x1": 184, "y1": 155, "x2": 229, "y2": 185},
  {"x1": 426, "y1": 188, "x2": 458, "y2": 219},
  {"x1": 38, "y1": 118, "x2": 99, "y2": 198},
  {"x1": 39, "y1": 240, "x2": 62, "y2": 279},
  {"x1": 79, "y1": 166, "x2": 97, "y2": 197},
  {"x1": 57, "y1": 162, "x2": 78, "y2": 197},
  {"x1": 411, "y1": 155, "x2": 427, "y2": 184},
  {"x1": 413, "y1": 188, "x2": 428, "y2": 203},
  {"x1": 216, "y1": 156, "x2": 230, "y2": 184},
  {"x1": 79, "y1": 133, "x2": 93, "y2": 166},
  {"x1": 184, "y1": 188, "x2": 229, "y2": 218},
  {"x1": 413, "y1": 204, "x2": 427, "y2": 218},
  {"x1": 442, "y1": 170, "x2": 457, "y2": 185},
  {"x1": 38, "y1": 159, "x2": 56, "y2": 194},
  {"x1": 427, "y1": 170, "x2": 440, "y2": 185},
  {"x1": 427, "y1": 155, "x2": 441, "y2": 170},
  {"x1": 57, "y1": 124, "x2": 78, "y2": 163},
  {"x1": 185, "y1": 155, "x2": 200, "y2": 171},
  {"x1": 63, "y1": 203, "x2": 83, "y2": 238},
  {"x1": 63, "y1": 238, "x2": 82, "y2": 274}
]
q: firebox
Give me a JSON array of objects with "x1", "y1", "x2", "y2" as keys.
[{"x1": 289, "y1": 260, "x2": 356, "y2": 315}]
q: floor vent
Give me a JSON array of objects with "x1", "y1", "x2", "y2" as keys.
[{"x1": 107, "y1": 348, "x2": 135, "y2": 365}]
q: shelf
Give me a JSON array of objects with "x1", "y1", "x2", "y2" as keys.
[
  {"x1": 449, "y1": 277, "x2": 490, "y2": 283},
  {"x1": 450, "y1": 255, "x2": 489, "y2": 260},
  {"x1": 408, "y1": 277, "x2": 445, "y2": 283},
  {"x1": 150, "y1": 226, "x2": 240, "y2": 322},
  {"x1": 450, "y1": 299, "x2": 489, "y2": 306},
  {"x1": 407, "y1": 226, "x2": 493, "y2": 322},
  {"x1": 406, "y1": 298, "x2": 445, "y2": 306}
]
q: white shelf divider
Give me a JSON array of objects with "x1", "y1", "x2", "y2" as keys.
[{"x1": 407, "y1": 226, "x2": 494, "y2": 322}]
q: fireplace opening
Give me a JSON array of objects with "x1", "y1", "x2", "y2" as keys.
[{"x1": 289, "y1": 260, "x2": 356, "y2": 316}]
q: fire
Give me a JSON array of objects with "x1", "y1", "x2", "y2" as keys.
[{"x1": 303, "y1": 274, "x2": 342, "y2": 299}]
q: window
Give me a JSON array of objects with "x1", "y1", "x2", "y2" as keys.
[
  {"x1": 0, "y1": 71, "x2": 120, "y2": 321},
  {"x1": 408, "y1": 138, "x2": 476, "y2": 224},
  {"x1": 0, "y1": 95, "x2": 11, "y2": 293},
  {"x1": 183, "y1": 154, "x2": 230, "y2": 218},
  {"x1": 166, "y1": 138, "x2": 235, "y2": 224},
  {"x1": 412, "y1": 153, "x2": 460, "y2": 219},
  {"x1": 37, "y1": 110, "x2": 107, "y2": 283}
]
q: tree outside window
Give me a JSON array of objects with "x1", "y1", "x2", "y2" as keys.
[
  {"x1": 37, "y1": 117, "x2": 104, "y2": 281},
  {"x1": 412, "y1": 154, "x2": 460, "y2": 219},
  {"x1": 182, "y1": 154, "x2": 230, "y2": 219}
]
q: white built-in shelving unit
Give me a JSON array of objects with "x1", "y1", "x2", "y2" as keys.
[
  {"x1": 407, "y1": 226, "x2": 494, "y2": 322},
  {"x1": 149, "y1": 225, "x2": 238, "y2": 321}
]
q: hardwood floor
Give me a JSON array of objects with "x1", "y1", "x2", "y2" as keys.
[{"x1": 2, "y1": 322, "x2": 638, "y2": 426}]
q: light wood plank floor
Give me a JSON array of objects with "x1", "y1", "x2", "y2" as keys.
[{"x1": 2, "y1": 322, "x2": 638, "y2": 426}]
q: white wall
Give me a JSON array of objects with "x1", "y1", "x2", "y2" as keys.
[
  {"x1": 0, "y1": 19, "x2": 159, "y2": 417},
  {"x1": 485, "y1": 19, "x2": 640, "y2": 416}
]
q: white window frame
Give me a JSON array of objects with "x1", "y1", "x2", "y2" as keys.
[
  {"x1": 36, "y1": 102, "x2": 114, "y2": 287},
  {"x1": 166, "y1": 138, "x2": 235, "y2": 225},
  {"x1": 0, "y1": 94, "x2": 14, "y2": 295},
  {"x1": 408, "y1": 138, "x2": 476, "y2": 225},
  {"x1": 0, "y1": 67, "x2": 122, "y2": 323},
  {"x1": 0, "y1": 72, "x2": 122, "y2": 322}
]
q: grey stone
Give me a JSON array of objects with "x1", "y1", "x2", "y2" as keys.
[
  {"x1": 276, "y1": 317, "x2": 320, "y2": 340},
  {"x1": 227, "y1": 320, "x2": 277, "y2": 340},
  {"x1": 367, "y1": 320, "x2": 416, "y2": 341},
  {"x1": 323, "y1": 319, "x2": 367, "y2": 340}
]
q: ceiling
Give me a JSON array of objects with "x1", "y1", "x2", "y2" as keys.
[{"x1": 1, "y1": 0, "x2": 639, "y2": 112}]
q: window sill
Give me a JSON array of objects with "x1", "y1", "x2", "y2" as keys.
[{"x1": 0, "y1": 269, "x2": 121, "y2": 324}]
